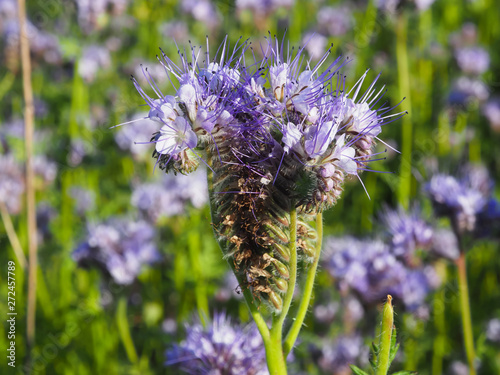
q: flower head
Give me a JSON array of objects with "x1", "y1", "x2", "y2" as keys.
[
  {"x1": 126, "y1": 36, "x2": 403, "y2": 311},
  {"x1": 426, "y1": 164, "x2": 493, "y2": 234},
  {"x1": 166, "y1": 312, "x2": 268, "y2": 375},
  {"x1": 73, "y1": 218, "x2": 160, "y2": 285}
]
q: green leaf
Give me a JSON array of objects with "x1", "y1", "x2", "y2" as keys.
[
  {"x1": 391, "y1": 371, "x2": 418, "y2": 374},
  {"x1": 349, "y1": 365, "x2": 370, "y2": 375},
  {"x1": 389, "y1": 327, "x2": 400, "y2": 363}
]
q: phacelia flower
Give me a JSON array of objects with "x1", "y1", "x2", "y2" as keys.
[
  {"x1": 455, "y1": 47, "x2": 490, "y2": 76},
  {"x1": 483, "y1": 98, "x2": 500, "y2": 132},
  {"x1": 323, "y1": 236, "x2": 436, "y2": 311},
  {"x1": 165, "y1": 312, "x2": 268, "y2": 375},
  {"x1": 486, "y1": 318, "x2": 500, "y2": 343},
  {"x1": 379, "y1": 205, "x2": 433, "y2": 264},
  {"x1": 73, "y1": 218, "x2": 160, "y2": 285},
  {"x1": 131, "y1": 168, "x2": 208, "y2": 222},
  {"x1": 318, "y1": 334, "x2": 368, "y2": 374},
  {"x1": 0, "y1": 154, "x2": 25, "y2": 214},
  {"x1": 426, "y1": 164, "x2": 494, "y2": 234},
  {"x1": 126, "y1": 36, "x2": 402, "y2": 313}
]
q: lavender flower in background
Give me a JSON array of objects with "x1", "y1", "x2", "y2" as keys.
[
  {"x1": 36, "y1": 202, "x2": 56, "y2": 244},
  {"x1": 0, "y1": 154, "x2": 24, "y2": 214},
  {"x1": 314, "y1": 301, "x2": 339, "y2": 325},
  {"x1": 236, "y1": 0, "x2": 294, "y2": 17},
  {"x1": 78, "y1": 45, "x2": 112, "y2": 83},
  {"x1": 161, "y1": 21, "x2": 189, "y2": 43},
  {"x1": 449, "y1": 361, "x2": 470, "y2": 375},
  {"x1": 379, "y1": 205, "x2": 433, "y2": 264},
  {"x1": 0, "y1": 0, "x2": 61, "y2": 68},
  {"x1": 215, "y1": 271, "x2": 244, "y2": 302},
  {"x1": 426, "y1": 164, "x2": 494, "y2": 234},
  {"x1": 75, "y1": 0, "x2": 130, "y2": 34},
  {"x1": 431, "y1": 228, "x2": 460, "y2": 260},
  {"x1": 165, "y1": 312, "x2": 268, "y2": 375},
  {"x1": 486, "y1": 318, "x2": 500, "y2": 343},
  {"x1": 323, "y1": 236, "x2": 436, "y2": 310},
  {"x1": 455, "y1": 47, "x2": 490, "y2": 76},
  {"x1": 318, "y1": 334, "x2": 368, "y2": 375},
  {"x1": 33, "y1": 155, "x2": 58, "y2": 187},
  {"x1": 317, "y1": 6, "x2": 352, "y2": 37},
  {"x1": 483, "y1": 98, "x2": 500, "y2": 132},
  {"x1": 73, "y1": 218, "x2": 160, "y2": 285},
  {"x1": 302, "y1": 32, "x2": 328, "y2": 61},
  {"x1": 180, "y1": 0, "x2": 220, "y2": 30},
  {"x1": 69, "y1": 186, "x2": 96, "y2": 215},
  {"x1": 131, "y1": 168, "x2": 208, "y2": 222},
  {"x1": 449, "y1": 76, "x2": 489, "y2": 106},
  {"x1": 114, "y1": 113, "x2": 160, "y2": 159}
]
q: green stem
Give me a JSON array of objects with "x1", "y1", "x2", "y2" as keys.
[
  {"x1": 432, "y1": 261, "x2": 447, "y2": 375},
  {"x1": 283, "y1": 212, "x2": 323, "y2": 356},
  {"x1": 116, "y1": 297, "x2": 138, "y2": 364},
  {"x1": 396, "y1": 13, "x2": 413, "y2": 210},
  {"x1": 376, "y1": 295, "x2": 394, "y2": 375},
  {"x1": 456, "y1": 252, "x2": 476, "y2": 375},
  {"x1": 0, "y1": 201, "x2": 27, "y2": 269},
  {"x1": 267, "y1": 204, "x2": 297, "y2": 374},
  {"x1": 187, "y1": 216, "x2": 209, "y2": 327}
]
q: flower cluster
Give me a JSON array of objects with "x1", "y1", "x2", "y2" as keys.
[
  {"x1": 379, "y1": 205, "x2": 433, "y2": 264},
  {"x1": 131, "y1": 168, "x2": 208, "y2": 222},
  {"x1": 165, "y1": 312, "x2": 268, "y2": 375},
  {"x1": 130, "y1": 37, "x2": 401, "y2": 312},
  {"x1": 426, "y1": 164, "x2": 495, "y2": 235},
  {"x1": 72, "y1": 218, "x2": 160, "y2": 285},
  {"x1": 0, "y1": 154, "x2": 25, "y2": 214},
  {"x1": 323, "y1": 236, "x2": 438, "y2": 311}
]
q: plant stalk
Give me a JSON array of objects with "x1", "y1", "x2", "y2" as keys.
[
  {"x1": 283, "y1": 212, "x2": 323, "y2": 356},
  {"x1": 376, "y1": 295, "x2": 394, "y2": 375},
  {"x1": 456, "y1": 252, "x2": 476, "y2": 375},
  {"x1": 17, "y1": 0, "x2": 38, "y2": 349},
  {"x1": 0, "y1": 201, "x2": 27, "y2": 268}
]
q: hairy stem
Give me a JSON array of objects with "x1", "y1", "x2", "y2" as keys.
[
  {"x1": 376, "y1": 295, "x2": 394, "y2": 375},
  {"x1": 283, "y1": 212, "x2": 323, "y2": 356},
  {"x1": 0, "y1": 201, "x2": 27, "y2": 268},
  {"x1": 456, "y1": 252, "x2": 476, "y2": 375},
  {"x1": 266, "y1": 204, "x2": 297, "y2": 375}
]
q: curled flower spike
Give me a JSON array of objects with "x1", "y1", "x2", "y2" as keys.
[{"x1": 125, "y1": 36, "x2": 403, "y2": 312}]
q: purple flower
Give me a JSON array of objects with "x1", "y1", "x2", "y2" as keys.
[
  {"x1": 69, "y1": 186, "x2": 96, "y2": 215},
  {"x1": 449, "y1": 76, "x2": 489, "y2": 106},
  {"x1": 318, "y1": 334, "x2": 367, "y2": 374},
  {"x1": 78, "y1": 45, "x2": 111, "y2": 83},
  {"x1": 180, "y1": 0, "x2": 220, "y2": 30},
  {"x1": 0, "y1": 154, "x2": 24, "y2": 214},
  {"x1": 33, "y1": 155, "x2": 57, "y2": 186},
  {"x1": 323, "y1": 236, "x2": 435, "y2": 310},
  {"x1": 236, "y1": 0, "x2": 294, "y2": 16},
  {"x1": 455, "y1": 47, "x2": 490, "y2": 75},
  {"x1": 379, "y1": 205, "x2": 433, "y2": 262},
  {"x1": 483, "y1": 98, "x2": 500, "y2": 132},
  {"x1": 73, "y1": 218, "x2": 160, "y2": 285},
  {"x1": 165, "y1": 312, "x2": 268, "y2": 375},
  {"x1": 426, "y1": 165, "x2": 493, "y2": 233},
  {"x1": 431, "y1": 229, "x2": 460, "y2": 260},
  {"x1": 317, "y1": 6, "x2": 352, "y2": 37},
  {"x1": 115, "y1": 113, "x2": 160, "y2": 159},
  {"x1": 486, "y1": 318, "x2": 500, "y2": 343},
  {"x1": 131, "y1": 168, "x2": 208, "y2": 222}
]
